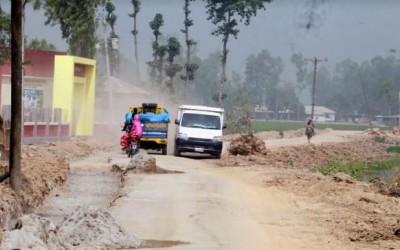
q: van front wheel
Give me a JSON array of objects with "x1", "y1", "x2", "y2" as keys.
[
  {"x1": 174, "y1": 145, "x2": 181, "y2": 157},
  {"x1": 214, "y1": 152, "x2": 221, "y2": 159}
]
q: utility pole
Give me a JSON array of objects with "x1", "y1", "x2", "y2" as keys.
[
  {"x1": 358, "y1": 69, "x2": 373, "y2": 131},
  {"x1": 102, "y1": 15, "x2": 114, "y2": 124},
  {"x1": 10, "y1": 0, "x2": 23, "y2": 192},
  {"x1": 305, "y1": 57, "x2": 327, "y2": 120}
]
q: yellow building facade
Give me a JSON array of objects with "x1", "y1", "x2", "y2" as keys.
[{"x1": 52, "y1": 56, "x2": 96, "y2": 137}]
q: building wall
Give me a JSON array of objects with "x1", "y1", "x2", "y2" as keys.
[
  {"x1": 0, "y1": 49, "x2": 66, "y2": 108},
  {"x1": 52, "y1": 56, "x2": 96, "y2": 136},
  {"x1": 314, "y1": 113, "x2": 335, "y2": 122}
]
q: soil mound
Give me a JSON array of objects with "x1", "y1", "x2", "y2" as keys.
[
  {"x1": 1, "y1": 206, "x2": 142, "y2": 250},
  {"x1": 0, "y1": 214, "x2": 67, "y2": 250},
  {"x1": 223, "y1": 137, "x2": 394, "y2": 169},
  {"x1": 112, "y1": 151, "x2": 183, "y2": 175},
  {"x1": 0, "y1": 139, "x2": 108, "y2": 245},
  {"x1": 228, "y1": 134, "x2": 268, "y2": 156},
  {"x1": 58, "y1": 206, "x2": 141, "y2": 249}
]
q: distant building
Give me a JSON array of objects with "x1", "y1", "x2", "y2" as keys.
[{"x1": 305, "y1": 105, "x2": 336, "y2": 122}]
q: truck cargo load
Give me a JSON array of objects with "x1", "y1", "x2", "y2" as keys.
[{"x1": 129, "y1": 103, "x2": 170, "y2": 155}]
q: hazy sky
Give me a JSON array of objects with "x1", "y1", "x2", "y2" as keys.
[{"x1": 3, "y1": 0, "x2": 400, "y2": 81}]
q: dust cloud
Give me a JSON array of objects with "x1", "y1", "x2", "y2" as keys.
[{"x1": 94, "y1": 61, "x2": 189, "y2": 154}]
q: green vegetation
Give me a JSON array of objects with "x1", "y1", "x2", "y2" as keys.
[
  {"x1": 319, "y1": 159, "x2": 400, "y2": 181},
  {"x1": 251, "y1": 120, "x2": 377, "y2": 132},
  {"x1": 387, "y1": 146, "x2": 400, "y2": 153}
]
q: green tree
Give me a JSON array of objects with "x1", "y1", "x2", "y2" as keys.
[
  {"x1": 244, "y1": 49, "x2": 283, "y2": 115},
  {"x1": 276, "y1": 80, "x2": 298, "y2": 119},
  {"x1": 205, "y1": 0, "x2": 273, "y2": 104},
  {"x1": 148, "y1": 13, "x2": 164, "y2": 84},
  {"x1": 129, "y1": 0, "x2": 141, "y2": 79},
  {"x1": 105, "y1": 1, "x2": 116, "y2": 37},
  {"x1": 330, "y1": 59, "x2": 362, "y2": 117},
  {"x1": 165, "y1": 37, "x2": 182, "y2": 93},
  {"x1": 0, "y1": 4, "x2": 11, "y2": 64},
  {"x1": 191, "y1": 51, "x2": 220, "y2": 105},
  {"x1": 227, "y1": 83, "x2": 252, "y2": 133},
  {"x1": 35, "y1": 0, "x2": 106, "y2": 58},
  {"x1": 104, "y1": 0, "x2": 119, "y2": 75},
  {"x1": 26, "y1": 38, "x2": 56, "y2": 50},
  {"x1": 181, "y1": 0, "x2": 198, "y2": 101},
  {"x1": 290, "y1": 52, "x2": 308, "y2": 119}
]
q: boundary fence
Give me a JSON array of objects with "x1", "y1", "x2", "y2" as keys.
[{"x1": 0, "y1": 106, "x2": 70, "y2": 161}]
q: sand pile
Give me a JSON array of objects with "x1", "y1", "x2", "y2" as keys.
[
  {"x1": 58, "y1": 206, "x2": 141, "y2": 249},
  {"x1": 1, "y1": 206, "x2": 141, "y2": 249}
]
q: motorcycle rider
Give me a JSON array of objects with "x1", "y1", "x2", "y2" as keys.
[
  {"x1": 120, "y1": 108, "x2": 139, "y2": 150},
  {"x1": 306, "y1": 119, "x2": 315, "y2": 128},
  {"x1": 130, "y1": 114, "x2": 143, "y2": 139},
  {"x1": 121, "y1": 107, "x2": 138, "y2": 132},
  {"x1": 305, "y1": 119, "x2": 315, "y2": 135},
  {"x1": 126, "y1": 114, "x2": 143, "y2": 155}
]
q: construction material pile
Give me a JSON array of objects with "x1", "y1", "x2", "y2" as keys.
[
  {"x1": 392, "y1": 128, "x2": 400, "y2": 135},
  {"x1": 58, "y1": 206, "x2": 141, "y2": 249},
  {"x1": 228, "y1": 134, "x2": 268, "y2": 156}
]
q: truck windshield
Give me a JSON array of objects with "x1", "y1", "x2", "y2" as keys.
[{"x1": 181, "y1": 113, "x2": 221, "y2": 129}]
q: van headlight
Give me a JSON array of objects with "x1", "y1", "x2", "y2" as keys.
[
  {"x1": 213, "y1": 136, "x2": 222, "y2": 142},
  {"x1": 178, "y1": 133, "x2": 188, "y2": 140}
]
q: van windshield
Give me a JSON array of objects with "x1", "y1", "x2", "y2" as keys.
[{"x1": 181, "y1": 113, "x2": 221, "y2": 129}]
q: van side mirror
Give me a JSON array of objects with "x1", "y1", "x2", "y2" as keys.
[
  {"x1": 223, "y1": 124, "x2": 227, "y2": 129},
  {"x1": 175, "y1": 119, "x2": 179, "y2": 125}
]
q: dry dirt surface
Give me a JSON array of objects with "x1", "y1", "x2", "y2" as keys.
[{"x1": 0, "y1": 129, "x2": 399, "y2": 249}]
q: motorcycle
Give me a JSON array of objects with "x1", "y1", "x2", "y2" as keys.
[
  {"x1": 305, "y1": 125, "x2": 314, "y2": 143},
  {"x1": 127, "y1": 137, "x2": 139, "y2": 158}
]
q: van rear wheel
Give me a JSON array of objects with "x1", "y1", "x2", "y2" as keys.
[{"x1": 162, "y1": 145, "x2": 167, "y2": 155}]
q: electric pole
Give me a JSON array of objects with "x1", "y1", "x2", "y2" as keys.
[
  {"x1": 10, "y1": 0, "x2": 23, "y2": 192},
  {"x1": 102, "y1": 15, "x2": 114, "y2": 124},
  {"x1": 305, "y1": 57, "x2": 327, "y2": 120}
]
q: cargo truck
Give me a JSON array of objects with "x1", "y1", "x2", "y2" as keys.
[{"x1": 131, "y1": 103, "x2": 170, "y2": 155}]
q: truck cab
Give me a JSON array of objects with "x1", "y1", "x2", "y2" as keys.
[{"x1": 174, "y1": 105, "x2": 225, "y2": 159}]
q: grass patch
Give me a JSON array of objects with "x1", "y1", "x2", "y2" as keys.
[
  {"x1": 251, "y1": 120, "x2": 383, "y2": 132},
  {"x1": 319, "y1": 159, "x2": 400, "y2": 181},
  {"x1": 387, "y1": 146, "x2": 400, "y2": 153}
]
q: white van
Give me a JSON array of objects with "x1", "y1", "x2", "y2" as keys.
[{"x1": 174, "y1": 105, "x2": 225, "y2": 159}]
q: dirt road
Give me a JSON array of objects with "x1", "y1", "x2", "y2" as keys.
[
  {"x1": 110, "y1": 153, "x2": 350, "y2": 249},
  {"x1": 7, "y1": 130, "x2": 396, "y2": 249}
]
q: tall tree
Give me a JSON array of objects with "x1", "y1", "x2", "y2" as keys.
[
  {"x1": 35, "y1": 0, "x2": 106, "y2": 58},
  {"x1": 290, "y1": 52, "x2": 308, "y2": 120},
  {"x1": 245, "y1": 49, "x2": 283, "y2": 113},
  {"x1": 129, "y1": 0, "x2": 141, "y2": 80},
  {"x1": 181, "y1": 0, "x2": 198, "y2": 101},
  {"x1": 105, "y1": 0, "x2": 116, "y2": 37},
  {"x1": 10, "y1": 0, "x2": 23, "y2": 192},
  {"x1": 148, "y1": 13, "x2": 164, "y2": 85},
  {"x1": 165, "y1": 37, "x2": 182, "y2": 93},
  {"x1": 330, "y1": 59, "x2": 361, "y2": 116},
  {"x1": 191, "y1": 51, "x2": 220, "y2": 105},
  {"x1": 205, "y1": 0, "x2": 273, "y2": 104},
  {"x1": 104, "y1": 0, "x2": 119, "y2": 75},
  {"x1": 276, "y1": 80, "x2": 297, "y2": 119}
]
